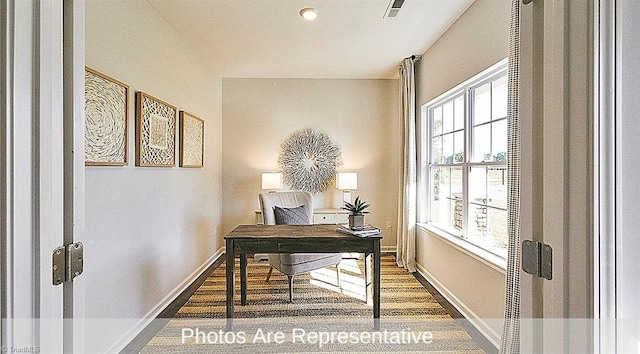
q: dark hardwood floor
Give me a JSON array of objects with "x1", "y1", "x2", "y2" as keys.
[{"x1": 413, "y1": 270, "x2": 498, "y2": 354}]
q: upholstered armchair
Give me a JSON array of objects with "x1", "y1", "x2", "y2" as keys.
[{"x1": 258, "y1": 191, "x2": 342, "y2": 302}]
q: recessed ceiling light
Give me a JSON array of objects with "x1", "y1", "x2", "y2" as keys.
[{"x1": 299, "y1": 7, "x2": 318, "y2": 21}]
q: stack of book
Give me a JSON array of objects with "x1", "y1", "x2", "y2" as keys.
[{"x1": 336, "y1": 224, "x2": 381, "y2": 237}]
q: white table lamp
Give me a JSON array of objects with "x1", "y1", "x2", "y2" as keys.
[
  {"x1": 337, "y1": 172, "x2": 358, "y2": 203},
  {"x1": 262, "y1": 172, "x2": 283, "y2": 192}
]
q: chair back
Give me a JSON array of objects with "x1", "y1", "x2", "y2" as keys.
[{"x1": 258, "y1": 191, "x2": 314, "y2": 225}]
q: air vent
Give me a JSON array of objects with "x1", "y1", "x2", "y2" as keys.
[{"x1": 384, "y1": 0, "x2": 406, "y2": 19}]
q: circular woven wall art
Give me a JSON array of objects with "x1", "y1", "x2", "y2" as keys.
[{"x1": 278, "y1": 128, "x2": 343, "y2": 194}]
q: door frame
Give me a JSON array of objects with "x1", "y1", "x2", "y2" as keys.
[
  {"x1": 518, "y1": 0, "x2": 595, "y2": 352},
  {"x1": 63, "y1": 0, "x2": 86, "y2": 352},
  {"x1": 596, "y1": 0, "x2": 640, "y2": 352},
  {"x1": 594, "y1": 0, "x2": 616, "y2": 352},
  {"x1": 1, "y1": 0, "x2": 85, "y2": 352}
]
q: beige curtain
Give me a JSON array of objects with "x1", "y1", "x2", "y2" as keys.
[
  {"x1": 500, "y1": 0, "x2": 522, "y2": 352},
  {"x1": 396, "y1": 57, "x2": 417, "y2": 272}
]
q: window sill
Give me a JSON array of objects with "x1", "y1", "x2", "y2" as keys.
[{"x1": 416, "y1": 223, "x2": 507, "y2": 274}]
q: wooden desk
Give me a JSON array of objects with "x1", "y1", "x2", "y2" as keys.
[{"x1": 224, "y1": 224, "x2": 382, "y2": 327}]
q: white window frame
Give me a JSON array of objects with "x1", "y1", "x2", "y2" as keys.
[{"x1": 419, "y1": 59, "x2": 508, "y2": 258}]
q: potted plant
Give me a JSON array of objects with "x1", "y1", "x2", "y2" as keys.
[{"x1": 342, "y1": 196, "x2": 370, "y2": 229}]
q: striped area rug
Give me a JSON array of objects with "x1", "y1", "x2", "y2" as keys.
[{"x1": 142, "y1": 254, "x2": 485, "y2": 353}]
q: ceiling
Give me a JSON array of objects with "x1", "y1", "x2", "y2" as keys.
[{"x1": 146, "y1": 0, "x2": 476, "y2": 79}]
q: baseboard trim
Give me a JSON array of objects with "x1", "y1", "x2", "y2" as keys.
[
  {"x1": 381, "y1": 246, "x2": 396, "y2": 253},
  {"x1": 108, "y1": 247, "x2": 225, "y2": 353},
  {"x1": 416, "y1": 263, "x2": 501, "y2": 349}
]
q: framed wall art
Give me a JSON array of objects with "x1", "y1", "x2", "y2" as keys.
[
  {"x1": 179, "y1": 111, "x2": 204, "y2": 168},
  {"x1": 84, "y1": 67, "x2": 129, "y2": 166},
  {"x1": 135, "y1": 92, "x2": 177, "y2": 167},
  {"x1": 278, "y1": 128, "x2": 342, "y2": 194}
]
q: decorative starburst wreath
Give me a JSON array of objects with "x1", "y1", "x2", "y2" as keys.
[{"x1": 278, "y1": 128, "x2": 343, "y2": 194}]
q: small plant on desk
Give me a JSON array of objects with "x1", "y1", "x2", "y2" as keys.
[{"x1": 342, "y1": 196, "x2": 370, "y2": 229}]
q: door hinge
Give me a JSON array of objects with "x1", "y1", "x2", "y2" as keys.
[
  {"x1": 52, "y1": 242, "x2": 84, "y2": 286},
  {"x1": 521, "y1": 240, "x2": 552, "y2": 280}
]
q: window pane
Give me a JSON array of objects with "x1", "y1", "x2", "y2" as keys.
[
  {"x1": 468, "y1": 204, "x2": 488, "y2": 246},
  {"x1": 432, "y1": 136, "x2": 442, "y2": 164},
  {"x1": 430, "y1": 167, "x2": 463, "y2": 233},
  {"x1": 454, "y1": 96, "x2": 464, "y2": 131},
  {"x1": 451, "y1": 167, "x2": 463, "y2": 195},
  {"x1": 442, "y1": 101, "x2": 454, "y2": 133},
  {"x1": 432, "y1": 107, "x2": 442, "y2": 136},
  {"x1": 487, "y1": 167, "x2": 507, "y2": 209},
  {"x1": 492, "y1": 119, "x2": 507, "y2": 162},
  {"x1": 487, "y1": 207, "x2": 508, "y2": 257},
  {"x1": 468, "y1": 206, "x2": 507, "y2": 258},
  {"x1": 442, "y1": 133, "x2": 453, "y2": 164},
  {"x1": 430, "y1": 168, "x2": 442, "y2": 224},
  {"x1": 453, "y1": 131, "x2": 464, "y2": 163},
  {"x1": 437, "y1": 168, "x2": 452, "y2": 229},
  {"x1": 473, "y1": 124, "x2": 491, "y2": 162},
  {"x1": 469, "y1": 167, "x2": 487, "y2": 206},
  {"x1": 451, "y1": 168, "x2": 463, "y2": 231},
  {"x1": 492, "y1": 75, "x2": 508, "y2": 120},
  {"x1": 468, "y1": 166, "x2": 488, "y2": 242},
  {"x1": 474, "y1": 82, "x2": 491, "y2": 125}
]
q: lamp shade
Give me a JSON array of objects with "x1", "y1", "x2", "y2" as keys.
[
  {"x1": 261, "y1": 172, "x2": 283, "y2": 190},
  {"x1": 336, "y1": 172, "x2": 358, "y2": 190}
]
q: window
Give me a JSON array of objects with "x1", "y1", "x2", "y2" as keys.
[{"x1": 421, "y1": 60, "x2": 508, "y2": 258}]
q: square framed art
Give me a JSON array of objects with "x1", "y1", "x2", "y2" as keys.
[
  {"x1": 179, "y1": 111, "x2": 204, "y2": 168},
  {"x1": 84, "y1": 67, "x2": 129, "y2": 166},
  {"x1": 135, "y1": 92, "x2": 177, "y2": 167}
]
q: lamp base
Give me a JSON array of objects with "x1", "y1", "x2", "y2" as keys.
[{"x1": 342, "y1": 190, "x2": 351, "y2": 204}]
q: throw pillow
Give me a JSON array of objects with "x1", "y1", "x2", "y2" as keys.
[{"x1": 274, "y1": 205, "x2": 310, "y2": 225}]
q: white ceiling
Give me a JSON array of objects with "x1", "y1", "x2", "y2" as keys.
[{"x1": 146, "y1": 0, "x2": 475, "y2": 79}]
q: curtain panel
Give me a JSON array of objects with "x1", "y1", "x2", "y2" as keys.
[
  {"x1": 500, "y1": 0, "x2": 522, "y2": 352},
  {"x1": 396, "y1": 57, "x2": 418, "y2": 273}
]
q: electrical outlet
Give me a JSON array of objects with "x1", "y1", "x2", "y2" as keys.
[
  {"x1": 213, "y1": 225, "x2": 219, "y2": 236},
  {"x1": 386, "y1": 221, "x2": 392, "y2": 230}
]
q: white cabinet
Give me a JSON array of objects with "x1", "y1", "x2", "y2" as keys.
[{"x1": 254, "y1": 208, "x2": 349, "y2": 225}]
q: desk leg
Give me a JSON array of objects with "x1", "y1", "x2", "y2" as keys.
[
  {"x1": 364, "y1": 253, "x2": 372, "y2": 304},
  {"x1": 225, "y1": 239, "x2": 235, "y2": 322},
  {"x1": 240, "y1": 253, "x2": 247, "y2": 305},
  {"x1": 373, "y1": 239, "x2": 381, "y2": 330}
]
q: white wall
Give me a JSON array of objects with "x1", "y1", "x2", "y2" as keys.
[
  {"x1": 416, "y1": 227, "x2": 505, "y2": 345},
  {"x1": 221, "y1": 78, "x2": 400, "y2": 249},
  {"x1": 85, "y1": 0, "x2": 222, "y2": 351},
  {"x1": 414, "y1": 0, "x2": 510, "y2": 347},
  {"x1": 416, "y1": 0, "x2": 510, "y2": 105}
]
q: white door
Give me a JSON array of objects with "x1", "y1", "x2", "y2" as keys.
[
  {"x1": 518, "y1": 0, "x2": 594, "y2": 352},
  {"x1": 1, "y1": 0, "x2": 85, "y2": 352}
]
